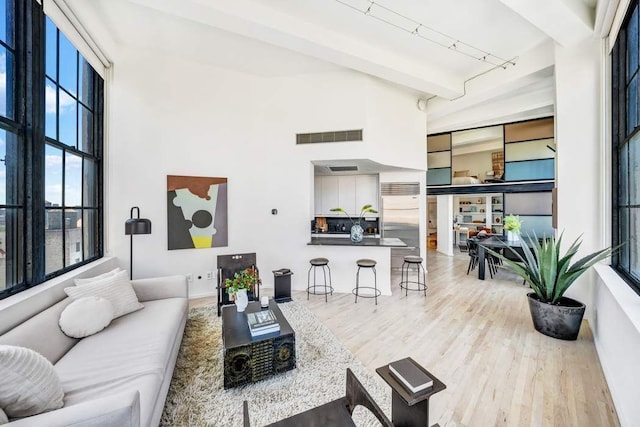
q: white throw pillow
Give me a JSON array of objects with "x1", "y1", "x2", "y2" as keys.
[
  {"x1": 74, "y1": 267, "x2": 122, "y2": 286},
  {"x1": 65, "y1": 270, "x2": 143, "y2": 318},
  {"x1": 59, "y1": 297, "x2": 114, "y2": 338},
  {"x1": 0, "y1": 345, "x2": 64, "y2": 418},
  {"x1": 0, "y1": 407, "x2": 7, "y2": 424}
]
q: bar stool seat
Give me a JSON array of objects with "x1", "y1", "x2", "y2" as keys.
[
  {"x1": 307, "y1": 258, "x2": 333, "y2": 302},
  {"x1": 353, "y1": 258, "x2": 380, "y2": 304},
  {"x1": 400, "y1": 255, "x2": 427, "y2": 296},
  {"x1": 357, "y1": 259, "x2": 376, "y2": 268}
]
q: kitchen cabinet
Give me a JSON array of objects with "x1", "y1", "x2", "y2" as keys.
[
  {"x1": 338, "y1": 176, "x2": 356, "y2": 216},
  {"x1": 319, "y1": 176, "x2": 339, "y2": 216},
  {"x1": 314, "y1": 176, "x2": 322, "y2": 216},
  {"x1": 314, "y1": 174, "x2": 379, "y2": 216},
  {"x1": 355, "y1": 175, "x2": 379, "y2": 215}
]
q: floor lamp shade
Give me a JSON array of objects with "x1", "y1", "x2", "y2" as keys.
[
  {"x1": 125, "y1": 207, "x2": 152, "y2": 279},
  {"x1": 125, "y1": 218, "x2": 152, "y2": 235}
]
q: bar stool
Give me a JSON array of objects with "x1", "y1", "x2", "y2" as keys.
[
  {"x1": 400, "y1": 255, "x2": 427, "y2": 296},
  {"x1": 353, "y1": 259, "x2": 380, "y2": 305},
  {"x1": 307, "y1": 258, "x2": 333, "y2": 302}
]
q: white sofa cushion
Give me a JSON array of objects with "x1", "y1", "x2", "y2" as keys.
[
  {"x1": 74, "y1": 267, "x2": 122, "y2": 286},
  {"x1": 64, "y1": 271, "x2": 143, "y2": 318},
  {"x1": 59, "y1": 297, "x2": 114, "y2": 338},
  {"x1": 0, "y1": 299, "x2": 78, "y2": 365},
  {"x1": 0, "y1": 345, "x2": 64, "y2": 418},
  {"x1": 54, "y1": 298, "x2": 187, "y2": 426}
]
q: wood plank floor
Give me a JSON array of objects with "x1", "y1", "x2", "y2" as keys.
[{"x1": 190, "y1": 249, "x2": 619, "y2": 426}]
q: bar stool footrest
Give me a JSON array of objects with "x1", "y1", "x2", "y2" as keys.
[
  {"x1": 399, "y1": 281, "x2": 428, "y2": 292},
  {"x1": 307, "y1": 285, "x2": 334, "y2": 295},
  {"x1": 352, "y1": 286, "x2": 382, "y2": 298}
]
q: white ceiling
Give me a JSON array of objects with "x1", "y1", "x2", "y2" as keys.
[{"x1": 66, "y1": 0, "x2": 604, "y2": 132}]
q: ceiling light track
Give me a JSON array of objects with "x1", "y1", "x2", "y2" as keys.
[
  {"x1": 335, "y1": 0, "x2": 517, "y2": 69},
  {"x1": 446, "y1": 56, "x2": 519, "y2": 102}
]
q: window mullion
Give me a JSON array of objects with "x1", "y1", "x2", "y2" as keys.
[{"x1": 22, "y1": 1, "x2": 46, "y2": 284}]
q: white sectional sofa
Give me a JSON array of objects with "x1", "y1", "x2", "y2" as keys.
[{"x1": 0, "y1": 266, "x2": 188, "y2": 427}]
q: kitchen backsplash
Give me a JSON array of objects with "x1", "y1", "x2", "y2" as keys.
[{"x1": 312, "y1": 217, "x2": 379, "y2": 234}]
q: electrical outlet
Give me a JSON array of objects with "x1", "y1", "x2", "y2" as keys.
[
  {"x1": 186, "y1": 274, "x2": 193, "y2": 282},
  {"x1": 206, "y1": 271, "x2": 214, "y2": 280}
]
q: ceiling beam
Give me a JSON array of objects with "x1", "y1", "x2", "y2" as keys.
[
  {"x1": 127, "y1": 0, "x2": 464, "y2": 98},
  {"x1": 426, "y1": 40, "x2": 555, "y2": 121},
  {"x1": 594, "y1": 0, "x2": 621, "y2": 38},
  {"x1": 428, "y1": 85, "x2": 555, "y2": 133},
  {"x1": 499, "y1": 0, "x2": 594, "y2": 47}
]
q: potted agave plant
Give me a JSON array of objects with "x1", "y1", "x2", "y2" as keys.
[
  {"x1": 488, "y1": 232, "x2": 617, "y2": 340},
  {"x1": 330, "y1": 204, "x2": 378, "y2": 243}
]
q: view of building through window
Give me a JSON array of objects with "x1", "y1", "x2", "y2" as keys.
[
  {"x1": 0, "y1": 1, "x2": 102, "y2": 298},
  {"x1": 0, "y1": 0, "x2": 18, "y2": 292},
  {"x1": 44, "y1": 16, "x2": 99, "y2": 276}
]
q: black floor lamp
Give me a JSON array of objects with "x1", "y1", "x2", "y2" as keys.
[{"x1": 125, "y1": 206, "x2": 152, "y2": 280}]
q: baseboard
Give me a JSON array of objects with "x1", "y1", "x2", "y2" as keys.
[
  {"x1": 188, "y1": 291, "x2": 217, "y2": 300},
  {"x1": 190, "y1": 287, "x2": 275, "y2": 300}
]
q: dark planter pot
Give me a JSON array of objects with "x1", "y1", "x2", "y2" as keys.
[{"x1": 527, "y1": 293, "x2": 585, "y2": 341}]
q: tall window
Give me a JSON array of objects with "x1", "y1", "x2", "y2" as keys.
[
  {"x1": 0, "y1": 1, "x2": 103, "y2": 299},
  {"x1": 612, "y1": 0, "x2": 640, "y2": 295}
]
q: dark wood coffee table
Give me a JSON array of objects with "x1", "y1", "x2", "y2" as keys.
[{"x1": 222, "y1": 300, "x2": 296, "y2": 389}]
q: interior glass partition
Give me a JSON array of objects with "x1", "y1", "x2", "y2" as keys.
[
  {"x1": 504, "y1": 118, "x2": 555, "y2": 181},
  {"x1": 427, "y1": 133, "x2": 452, "y2": 185}
]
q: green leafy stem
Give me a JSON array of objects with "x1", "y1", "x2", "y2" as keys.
[{"x1": 330, "y1": 204, "x2": 378, "y2": 226}]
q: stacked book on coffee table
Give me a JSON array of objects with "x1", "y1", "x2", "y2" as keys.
[{"x1": 247, "y1": 310, "x2": 280, "y2": 337}]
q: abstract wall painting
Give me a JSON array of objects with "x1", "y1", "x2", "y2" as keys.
[{"x1": 167, "y1": 175, "x2": 228, "y2": 250}]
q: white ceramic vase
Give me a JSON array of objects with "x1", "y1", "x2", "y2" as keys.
[
  {"x1": 235, "y1": 289, "x2": 249, "y2": 312},
  {"x1": 506, "y1": 230, "x2": 519, "y2": 242}
]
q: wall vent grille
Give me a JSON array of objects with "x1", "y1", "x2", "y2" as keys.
[
  {"x1": 296, "y1": 129, "x2": 363, "y2": 144},
  {"x1": 381, "y1": 182, "x2": 421, "y2": 196}
]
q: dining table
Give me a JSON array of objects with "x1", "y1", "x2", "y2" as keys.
[{"x1": 475, "y1": 235, "x2": 530, "y2": 280}]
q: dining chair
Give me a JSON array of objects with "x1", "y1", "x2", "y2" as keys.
[{"x1": 467, "y1": 238, "x2": 499, "y2": 278}]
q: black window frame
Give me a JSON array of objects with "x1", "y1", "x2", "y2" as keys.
[
  {"x1": 612, "y1": 0, "x2": 640, "y2": 296},
  {"x1": 0, "y1": 0, "x2": 103, "y2": 300}
]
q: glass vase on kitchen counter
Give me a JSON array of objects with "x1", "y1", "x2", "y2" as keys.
[{"x1": 330, "y1": 205, "x2": 378, "y2": 243}]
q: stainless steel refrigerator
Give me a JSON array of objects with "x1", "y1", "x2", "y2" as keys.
[{"x1": 381, "y1": 183, "x2": 420, "y2": 271}]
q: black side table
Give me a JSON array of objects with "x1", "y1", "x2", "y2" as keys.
[{"x1": 376, "y1": 359, "x2": 446, "y2": 427}]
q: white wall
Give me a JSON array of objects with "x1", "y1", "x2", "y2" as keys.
[
  {"x1": 556, "y1": 37, "x2": 640, "y2": 427},
  {"x1": 106, "y1": 47, "x2": 426, "y2": 297},
  {"x1": 436, "y1": 194, "x2": 453, "y2": 256},
  {"x1": 593, "y1": 266, "x2": 640, "y2": 427},
  {"x1": 555, "y1": 38, "x2": 602, "y2": 312}
]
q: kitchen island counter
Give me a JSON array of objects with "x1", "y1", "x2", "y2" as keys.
[
  {"x1": 303, "y1": 237, "x2": 411, "y2": 297},
  {"x1": 308, "y1": 237, "x2": 407, "y2": 247}
]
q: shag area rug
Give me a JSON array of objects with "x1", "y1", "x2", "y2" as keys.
[{"x1": 160, "y1": 302, "x2": 391, "y2": 426}]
